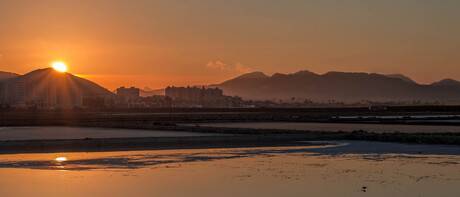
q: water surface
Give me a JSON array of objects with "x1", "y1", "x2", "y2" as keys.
[
  {"x1": 193, "y1": 122, "x2": 460, "y2": 133},
  {"x1": 0, "y1": 127, "x2": 224, "y2": 141},
  {"x1": 0, "y1": 141, "x2": 458, "y2": 197}
]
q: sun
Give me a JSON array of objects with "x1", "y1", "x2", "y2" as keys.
[{"x1": 52, "y1": 62, "x2": 67, "y2": 72}]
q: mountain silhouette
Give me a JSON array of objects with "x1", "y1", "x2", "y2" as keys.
[
  {"x1": 5, "y1": 68, "x2": 460, "y2": 103},
  {"x1": 211, "y1": 70, "x2": 460, "y2": 102},
  {"x1": 6, "y1": 68, "x2": 113, "y2": 96},
  {"x1": 0, "y1": 71, "x2": 19, "y2": 81},
  {"x1": 140, "y1": 88, "x2": 164, "y2": 97},
  {"x1": 233, "y1": 71, "x2": 269, "y2": 79},
  {"x1": 384, "y1": 74, "x2": 417, "y2": 84},
  {"x1": 431, "y1": 78, "x2": 460, "y2": 87}
]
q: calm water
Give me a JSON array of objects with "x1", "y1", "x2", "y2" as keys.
[
  {"x1": 193, "y1": 122, "x2": 460, "y2": 133},
  {"x1": 0, "y1": 141, "x2": 459, "y2": 197},
  {"x1": 0, "y1": 127, "x2": 225, "y2": 141},
  {"x1": 333, "y1": 115, "x2": 460, "y2": 119}
]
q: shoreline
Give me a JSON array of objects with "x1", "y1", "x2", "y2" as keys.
[
  {"x1": 0, "y1": 124, "x2": 459, "y2": 154},
  {"x1": 0, "y1": 135, "x2": 333, "y2": 154},
  {"x1": 71, "y1": 123, "x2": 460, "y2": 145}
]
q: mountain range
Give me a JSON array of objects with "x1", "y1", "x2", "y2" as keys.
[
  {"x1": 209, "y1": 70, "x2": 460, "y2": 102},
  {"x1": 2, "y1": 68, "x2": 460, "y2": 102}
]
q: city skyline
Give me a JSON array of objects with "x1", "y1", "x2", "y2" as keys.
[{"x1": 2, "y1": 65, "x2": 460, "y2": 91}]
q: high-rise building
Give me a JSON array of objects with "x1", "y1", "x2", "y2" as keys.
[
  {"x1": 116, "y1": 86, "x2": 140, "y2": 105},
  {"x1": 165, "y1": 86, "x2": 241, "y2": 107}
]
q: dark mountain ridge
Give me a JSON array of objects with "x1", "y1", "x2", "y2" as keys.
[
  {"x1": 211, "y1": 70, "x2": 460, "y2": 102},
  {"x1": 431, "y1": 78, "x2": 460, "y2": 87},
  {"x1": 385, "y1": 74, "x2": 417, "y2": 84},
  {"x1": 0, "y1": 71, "x2": 20, "y2": 81},
  {"x1": 4, "y1": 68, "x2": 460, "y2": 102},
  {"x1": 6, "y1": 68, "x2": 113, "y2": 96}
]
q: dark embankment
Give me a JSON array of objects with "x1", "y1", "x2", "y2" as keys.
[
  {"x1": 84, "y1": 123, "x2": 460, "y2": 145},
  {"x1": 52, "y1": 121, "x2": 460, "y2": 145},
  {"x1": 1, "y1": 106, "x2": 460, "y2": 152},
  {"x1": 2, "y1": 106, "x2": 460, "y2": 126},
  {"x1": 1, "y1": 122, "x2": 457, "y2": 154},
  {"x1": 0, "y1": 135, "x2": 334, "y2": 154}
]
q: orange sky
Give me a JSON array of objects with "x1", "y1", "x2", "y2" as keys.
[{"x1": 1, "y1": 0, "x2": 460, "y2": 90}]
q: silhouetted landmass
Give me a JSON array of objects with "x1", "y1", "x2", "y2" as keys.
[
  {"x1": 210, "y1": 70, "x2": 460, "y2": 102},
  {"x1": 7, "y1": 68, "x2": 113, "y2": 96},
  {"x1": 0, "y1": 71, "x2": 19, "y2": 81},
  {"x1": 140, "y1": 88, "x2": 164, "y2": 97},
  {"x1": 4, "y1": 68, "x2": 460, "y2": 105},
  {"x1": 2, "y1": 106, "x2": 460, "y2": 126},
  {"x1": 431, "y1": 78, "x2": 460, "y2": 86},
  {"x1": 228, "y1": 71, "x2": 269, "y2": 80},
  {"x1": 384, "y1": 74, "x2": 417, "y2": 84}
]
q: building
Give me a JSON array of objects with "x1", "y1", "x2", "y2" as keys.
[
  {"x1": 165, "y1": 86, "x2": 242, "y2": 108},
  {"x1": 165, "y1": 86, "x2": 223, "y2": 103},
  {"x1": 116, "y1": 86, "x2": 140, "y2": 106}
]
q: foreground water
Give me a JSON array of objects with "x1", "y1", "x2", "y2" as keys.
[
  {"x1": 0, "y1": 127, "x2": 225, "y2": 140},
  {"x1": 193, "y1": 122, "x2": 460, "y2": 133},
  {"x1": 0, "y1": 141, "x2": 459, "y2": 197}
]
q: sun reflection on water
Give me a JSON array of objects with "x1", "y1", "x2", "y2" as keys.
[{"x1": 55, "y1": 157, "x2": 67, "y2": 162}]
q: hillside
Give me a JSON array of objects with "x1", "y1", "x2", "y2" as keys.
[
  {"x1": 0, "y1": 71, "x2": 20, "y2": 81},
  {"x1": 10, "y1": 68, "x2": 113, "y2": 96},
  {"x1": 211, "y1": 70, "x2": 460, "y2": 102}
]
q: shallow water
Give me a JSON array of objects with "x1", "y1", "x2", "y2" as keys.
[
  {"x1": 0, "y1": 141, "x2": 458, "y2": 197},
  {"x1": 0, "y1": 127, "x2": 225, "y2": 141},
  {"x1": 193, "y1": 122, "x2": 460, "y2": 133},
  {"x1": 334, "y1": 115, "x2": 460, "y2": 119}
]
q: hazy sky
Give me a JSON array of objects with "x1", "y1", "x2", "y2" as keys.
[{"x1": 1, "y1": 0, "x2": 459, "y2": 89}]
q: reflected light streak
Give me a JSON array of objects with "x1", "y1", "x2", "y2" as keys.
[{"x1": 55, "y1": 157, "x2": 67, "y2": 162}]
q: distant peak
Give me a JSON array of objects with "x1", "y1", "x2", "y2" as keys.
[
  {"x1": 323, "y1": 71, "x2": 344, "y2": 75},
  {"x1": 292, "y1": 70, "x2": 318, "y2": 76},
  {"x1": 384, "y1": 74, "x2": 417, "y2": 84},
  {"x1": 431, "y1": 78, "x2": 460, "y2": 86},
  {"x1": 18, "y1": 67, "x2": 68, "y2": 78},
  {"x1": 439, "y1": 78, "x2": 459, "y2": 83},
  {"x1": 323, "y1": 71, "x2": 368, "y2": 75},
  {"x1": 7, "y1": 67, "x2": 113, "y2": 96},
  {"x1": 234, "y1": 71, "x2": 269, "y2": 79}
]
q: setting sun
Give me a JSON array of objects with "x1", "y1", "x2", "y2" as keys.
[{"x1": 52, "y1": 62, "x2": 67, "y2": 72}]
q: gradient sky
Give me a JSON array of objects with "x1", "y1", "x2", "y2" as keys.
[{"x1": 0, "y1": 0, "x2": 459, "y2": 90}]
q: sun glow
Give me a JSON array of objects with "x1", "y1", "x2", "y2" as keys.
[
  {"x1": 52, "y1": 62, "x2": 67, "y2": 72},
  {"x1": 55, "y1": 157, "x2": 67, "y2": 162}
]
